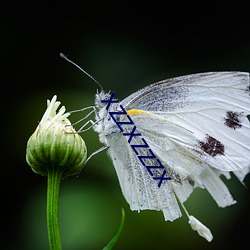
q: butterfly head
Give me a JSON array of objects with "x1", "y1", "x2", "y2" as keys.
[{"x1": 95, "y1": 90, "x2": 112, "y2": 109}]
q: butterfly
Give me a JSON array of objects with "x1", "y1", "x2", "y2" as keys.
[
  {"x1": 60, "y1": 55, "x2": 250, "y2": 241},
  {"x1": 90, "y1": 72, "x2": 250, "y2": 241}
]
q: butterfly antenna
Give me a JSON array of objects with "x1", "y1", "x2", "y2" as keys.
[{"x1": 60, "y1": 53, "x2": 104, "y2": 91}]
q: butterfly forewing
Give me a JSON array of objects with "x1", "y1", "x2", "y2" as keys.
[
  {"x1": 121, "y1": 72, "x2": 250, "y2": 173},
  {"x1": 106, "y1": 127, "x2": 182, "y2": 221}
]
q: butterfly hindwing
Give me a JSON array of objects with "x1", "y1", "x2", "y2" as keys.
[
  {"x1": 127, "y1": 113, "x2": 237, "y2": 207},
  {"x1": 106, "y1": 126, "x2": 182, "y2": 221}
]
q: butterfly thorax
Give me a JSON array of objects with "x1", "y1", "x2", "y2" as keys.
[{"x1": 94, "y1": 91, "x2": 121, "y2": 146}]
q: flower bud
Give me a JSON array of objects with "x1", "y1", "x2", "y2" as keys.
[{"x1": 26, "y1": 95, "x2": 87, "y2": 178}]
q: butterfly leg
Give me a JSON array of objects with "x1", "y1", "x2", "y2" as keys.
[
  {"x1": 77, "y1": 119, "x2": 95, "y2": 133},
  {"x1": 77, "y1": 117, "x2": 104, "y2": 133},
  {"x1": 77, "y1": 145, "x2": 108, "y2": 175},
  {"x1": 70, "y1": 106, "x2": 96, "y2": 126},
  {"x1": 70, "y1": 105, "x2": 96, "y2": 114},
  {"x1": 85, "y1": 145, "x2": 108, "y2": 165},
  {"x1": 68, "y1": 106, "x2": 102, "y2": 132}
]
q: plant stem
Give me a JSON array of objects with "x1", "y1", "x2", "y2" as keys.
[{"x1": 47, "y1": 165, "x2": 63, "y2": 250}]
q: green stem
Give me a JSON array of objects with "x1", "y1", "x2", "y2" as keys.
[{"x1": 47, "y1": 165, "x2": 63, "y2": 250}]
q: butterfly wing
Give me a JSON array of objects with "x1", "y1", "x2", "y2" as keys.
[
  {"x1": 106, "y1": 129, "x2": 182, "y2": 221},
  {"x1": 121, "y1": 112, "x2": 237, "y2": 208},
  {"x1": 121, "y1": 72, "x2": 250, "y2": 173}
]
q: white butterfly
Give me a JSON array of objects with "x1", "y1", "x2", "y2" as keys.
[
  {"x1": 87, "y1": 71, "x2": 250, "y2": 241},
  {"x1": 58, "y1": 53, "x2": 250, "y2": 242}
]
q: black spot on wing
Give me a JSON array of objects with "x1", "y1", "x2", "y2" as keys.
[
  {"x1": 199, "y1": 135, "x2": 225, "y2": 157},
  {"x1": 187, "y1": 177, "x2": 195, "y2": 186},
  {"x1": 224, "y1": 111, "x2": 243, "y2": 130}
]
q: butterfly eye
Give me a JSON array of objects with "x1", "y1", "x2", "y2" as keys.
[{"x1": 103, "y1": 94, "x2": 110, "y2": 101}]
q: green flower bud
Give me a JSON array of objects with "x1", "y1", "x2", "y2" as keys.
[{"x1": 26, "y1": 95, "x2": 87, "y2": 178}]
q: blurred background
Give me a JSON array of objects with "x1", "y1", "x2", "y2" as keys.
[{"x1": 2, "y1": 1, "x2": 250, "y2": 250}]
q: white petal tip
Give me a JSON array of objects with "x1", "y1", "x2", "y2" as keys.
[{"x1": 40, "y1": 95, "x2": 70, "y2": 125}]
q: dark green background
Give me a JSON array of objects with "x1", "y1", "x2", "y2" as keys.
[{"x1": 2, "y1": 2, "x2": 250, "y2": 250}]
